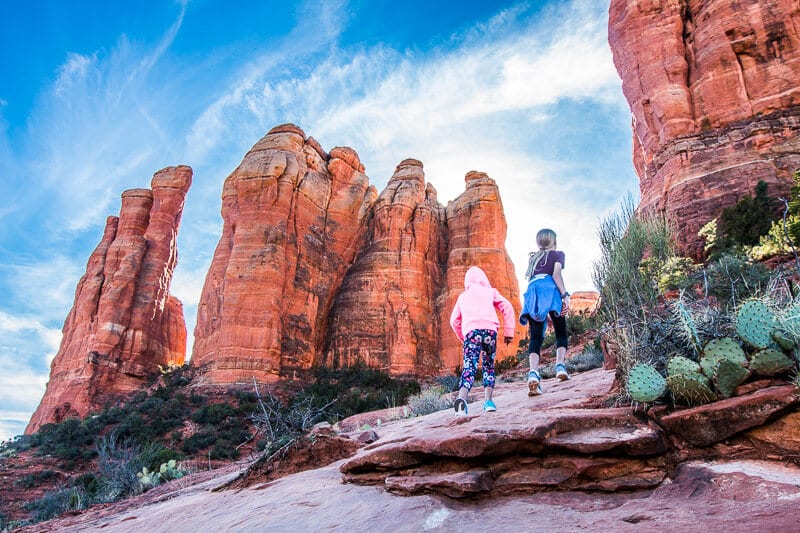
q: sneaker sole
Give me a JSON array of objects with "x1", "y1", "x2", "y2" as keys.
[
  {"x1": 557, "y1": 372, "x2": 570, "y2": 381},
  {"x1": 484, "y1": 406, "x2": 496, "y2": 412},
  {"x1": 528, "y1": 383, "x2": 543, "y2": 396},
  {"x1": 454, "y1": 399, "x2": 468, "y2": 416}
]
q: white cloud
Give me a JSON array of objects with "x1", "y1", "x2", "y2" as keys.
[
  {"x1": 4, "y1": 256, "x2": 82, "y2": 322},
  {"x1": 0, "y1": 327, "x2": 55, "y2": 440},
  {"x1": 54, "y1": 52, "x2": 95, "y2": 96}
]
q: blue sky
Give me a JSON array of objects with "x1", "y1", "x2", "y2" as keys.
[{"x1": 0, "y1": 0, "x2": 637, "y2": 440}]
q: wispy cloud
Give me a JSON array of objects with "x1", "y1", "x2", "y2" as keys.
[{"x1": 182, "y1": 0, "x2": 631, "y2": 293}]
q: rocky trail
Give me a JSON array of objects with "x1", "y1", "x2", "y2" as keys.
[{"x1": 22, "y1": 368, "x2": 800, "y2": 532}]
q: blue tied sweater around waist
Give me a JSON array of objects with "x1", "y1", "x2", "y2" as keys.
[{"x1": 519, "y1": 274, "x2": 563, "y2": 325}]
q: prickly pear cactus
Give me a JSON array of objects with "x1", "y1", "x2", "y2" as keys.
[
  {"x1": 713, "y1": 359, "x2": 750, "y2": 398},
  {"x1": 667, "y1": 356, "x2": 701, "y2": 378},
  {"x1": 700, "y1": 338, "x2": 747, "y2": 377},
  {"x1": 736, "y1": 300, "x2": 778, "y2": 349},
  {"x1": 627, "y1": 364, "x2": 667, "y2": 403},
  {"x1": 749, "y1": 348, "x2": 795, "y2": 376},
  {"x1": 771, "y1": 330, "x2": 795, "y2": 351},
  {"x1": 667, "y1": 372, "x2": 715, "y2": 405}
]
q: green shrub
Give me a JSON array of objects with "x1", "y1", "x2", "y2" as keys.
[
  {"x1": 16, "y1": 469, "x2": 57, "y2": 488},
  {"x1": 407, "y1": 386, "x2": 451, "y2": 416},
  {"x1": 24, "y1": 486, "x2": 89, "y2": 522},
  {"x1": 592, "y1": 195, "x2": 674, "y2": 326},
  {"x1": 702, "y1": 252, "x2": 772, "y2": 307},
  {"x1": 294, "y1": 363, "x2": 420, "y2": 421},
  {"x1": 31, "y1": 418, "x2": 98, "y2": 462},
  {"x1": 94, "y1": 433, "x2": 148, "y2": 501},
  {"x1": 434, "y1": 374, "x2": 460, "y2": 392},
  {"x1": 719, "y1": 180, "x2": 779, "y2": 248}
]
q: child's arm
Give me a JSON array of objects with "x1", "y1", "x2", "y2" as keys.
[
  {"x1": 449, "y1": 300, "x2": 464, "y2": 341},
  {"x1": 553, "y1": 262, "x2": 570, "y2": 315},
  {"x1": 494, "y1": 290, "x2": 515, "y2": 341}
]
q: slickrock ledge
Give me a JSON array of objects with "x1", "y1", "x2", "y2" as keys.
[{"x1": 340, "y1": 369, "x2": 672, "y2": 496}]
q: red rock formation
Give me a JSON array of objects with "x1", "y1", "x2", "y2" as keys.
[
  {"x1": 324, "y1": 159, "x2": 448, "y2": 375},
  {"x1": 191, "y1": 125, "x2": 376, "y2": 383},
  {"x1": 27, "y1": 166, "x2": 192, "y2": 433},
  {"x1": 569, "y1": 291, "x2": 600, "y2": 316},
  {"x1": 439, "y1": 171, "x2": 523, "y2": 370},
  {"x1": 194, "y1": 128, "x2": 521, "y2": 382},
  {"x1": 609, "y1": 0, "x2": 800, "y2": 258}
]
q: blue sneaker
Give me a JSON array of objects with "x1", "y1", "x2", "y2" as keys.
[
  {"x1": 483, "y1": 399, "x2": 497, "y2": 412},
  {"x1": 527, "y1": 370, "x2": 542, "y2": 396},
  {"x1": 454, "y1": 398, "x2": 468, "y2": 416},
  {"x1": 555, "y1": 363, "x2": 570, "y2": 381}
]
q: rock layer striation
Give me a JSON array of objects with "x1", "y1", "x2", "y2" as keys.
[
  {"x1": 609, "y1": 0, "x2": 800, "y2": 257},
  {"x1": 27, "y1": 166, "x2": 192, "y2": 433}
]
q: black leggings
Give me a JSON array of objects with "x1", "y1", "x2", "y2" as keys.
[{"x1": 528, "y1": 311, "x2": 568, "y2": 354}]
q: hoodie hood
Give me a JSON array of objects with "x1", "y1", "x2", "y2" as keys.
[{"x1": 464, "y1": 266, "x2": 491, "y2": 290}]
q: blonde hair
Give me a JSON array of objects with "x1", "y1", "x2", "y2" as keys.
[{"x1": 525, "y1": 229, "x2": 558, "y2": 279}]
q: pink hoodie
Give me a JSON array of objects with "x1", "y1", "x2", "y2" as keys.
[{"x1": 449, "y1": 266, "x2": 515, "y2": 342}]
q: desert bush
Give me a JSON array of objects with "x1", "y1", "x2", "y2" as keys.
[
  {"x1": 16, "y1": 469, "x2": 57, "y2": 489},
  {"x1": 719, "y1": 180, "x2": 779, "y2": 248},
  {"x1": 249, "y1": 386, "x2": 333, "y2": 456},
  {"x1": 294, "y1": 363, "x2": 420, "y2": 421},
  {"x1": 94, "y1": 432, "x2": 155, "y2": 501},
  {"x1": 407, "y1": 386, "x2": 451, "y2": 416},
  {"x1": 592, "y1": 195, "x2": 673, "y2": 326},
  {"x1": 434, "y1": 374, "x2": 460, "y2": 392},
  {"x1": 701, "y1": 252, "x2": 772, "y2": 308},
  {"x1": 30, "y1": 418, "x2": 98, "y2": 462},
  {"x1": 24, "y1": 486, "x2": 89, "y2": 522}
]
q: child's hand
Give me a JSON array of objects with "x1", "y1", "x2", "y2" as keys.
[
  {"x1": 504, "y1": 336, "x2": 513, "y2": 345},
  {"x1": 561, "y1": 294, "x2": 570, "y2": 316}
]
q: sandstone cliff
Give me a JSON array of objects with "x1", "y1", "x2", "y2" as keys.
[
  {"x1": 326, "y1": 165, "x2": 522, "y2": 375},
  {"x1": 324, "y1": 159, "x2": 448, "y2": 375},
  {"x1": 438, "y1": 171, "x2": 522, "y2": 370},
  {"x1": 609, "y1": 0, "x2": 800, "y2": 258},
  {"x1": 193, "y1": 126, "x2": 521, "y2": 383},
  {"x1": 191, "y1": 125, "x2": 376, "y2": 383},
  {"x1": 26, "y1": 166, "x2": 192, "y2": 433}
]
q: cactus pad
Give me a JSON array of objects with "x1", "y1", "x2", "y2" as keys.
[
  {"x1": 736, "y1": 300, "x2": 778, "y2": 349},
  {"x1": 771, "y1": 330, "x2": 795, "y2": 351},
  {"x1": 667, "y1": 356, "x2": 701, "y2": 377},
  {"x1": 700, "y1": 338, "x2": 747, "y2": 377},
  {"x1": 627, "y1": 364, "x2": 667, "y2": 403},
  {"x1": 713, "y1": 359, "x2": 750, "y2": 398},
  {"x1": 749, "y1": 348, "x2": 795, "y2": 376},
  {"x1": 667, "y1": 371, "x2": 715, "y2": 405}
]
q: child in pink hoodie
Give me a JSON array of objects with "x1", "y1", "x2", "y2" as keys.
[{"x1": 449, "y1": 266, "x2": 515, "y2": 415}]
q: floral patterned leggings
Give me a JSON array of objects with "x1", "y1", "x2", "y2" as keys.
[{"x1": 459, "y1": 329, "x2": 497, "y2": 391}]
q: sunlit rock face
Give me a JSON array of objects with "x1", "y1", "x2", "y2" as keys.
[
  {"x1": 324, "y1": 159, "x2": 449, "y2": 376},
  {"x1": 27, "y1": 166, "x2": 192, "y2": 433},
  {"x1": 191, "y1": 124, "x2": 376, "y2": 384},
  {"x1": 192, "y1": 125, "x2": 521, "y2": 383},
  {"x1": 438, "y1": 171, "x2": 523, "y2": 371},
  {"x1": 325, "y1": 165, "x2": 522, "y2": 376},
  {"x1": 609, "y1": 0, "x2": 800, "y2": 258}
]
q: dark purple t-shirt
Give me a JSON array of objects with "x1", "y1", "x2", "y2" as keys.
[{"x1": 531, "y1": 251, "x2": 565, "y2": 277}]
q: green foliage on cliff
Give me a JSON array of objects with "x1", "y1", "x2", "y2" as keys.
[{"x1": 718, "y1": 180, "x2": 779, "y2": 248}]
